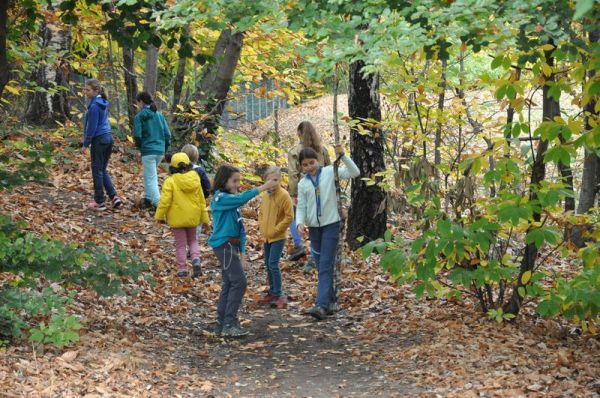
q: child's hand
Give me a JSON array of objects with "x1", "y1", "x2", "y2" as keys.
[
  {"x1": 334, "y1": 144, "x2": 345, "y2": 157},
  {"x1": 297, "y1": 224, "x2": 306, "y2": 235},
  {"x1": 260, "y1": 177, "x2": 278, "y2": 192}
]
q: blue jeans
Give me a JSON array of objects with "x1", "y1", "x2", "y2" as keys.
[
  {"x1": 141, "y1": 154, "x2": 163, "y2": 206},
  {"x1": 213, "y1": 242, "x2": 246, "y2": 328},
  {"x1": 90, "y1": 134, "x2": 117, "y2": 204},
  {"x1": 308, "y1": 222, "x2": 340, "y2": 309},
  {"x1": 290, "y1": 216, "x2": 302, "y2": 247},
  {"x1": 264, "y1": 239, "x2": 285, "y2": 297}
]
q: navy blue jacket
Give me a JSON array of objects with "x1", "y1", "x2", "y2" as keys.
[{"x1": 193, "y1": 165, "x2": 211, "y2": 199}]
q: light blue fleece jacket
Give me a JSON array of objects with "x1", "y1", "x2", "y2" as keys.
[
  {"x1": 296, "y1": 155, "x2": 360, "y2": 228},
  {"x1": 208, "y1": 188, "x2": 259, "y2": 253}
]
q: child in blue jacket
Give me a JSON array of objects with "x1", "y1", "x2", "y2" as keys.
[
  {"x1": 208, "y1": 165, "x2": 277, "y2": 337},
  {"x1": 82, "y1": 79, "x2": 122, "y2": 211}
]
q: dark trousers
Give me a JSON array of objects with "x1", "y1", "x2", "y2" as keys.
[
  {"x1": 90, "y1": 134, "x2": 117, "y2": 204},
  {"x1": 214, "y1": 242, "x2": 246, "y2": 328}
]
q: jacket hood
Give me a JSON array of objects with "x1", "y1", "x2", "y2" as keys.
[
  {"x1": 90, "y1": 96, "x2": 109, "y2": 110},
  {"x1": 138, "y1": 106, "x2": 155, "y2": 121},
  {"x1": 172, "y1": 170, "x2": 200, "y2": 193}
]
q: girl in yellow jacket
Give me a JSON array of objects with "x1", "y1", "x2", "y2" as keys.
[
  {"x1": 155, "y1": 152, "x2": 209, "y2": 278},
  {"x1": 258, "y1": 167, "x2": 294, "y2": 308}
]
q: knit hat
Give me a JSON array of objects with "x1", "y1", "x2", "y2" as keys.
[{"x1": 170, "y1": 152, "x2": 191, "y2": 168}]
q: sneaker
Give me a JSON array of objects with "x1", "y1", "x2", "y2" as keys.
[
  {"x1": 192, "y1": 259, "x2": 202, "y2": 278},
  {"x1": 177, "y1": 268, "x2": 189, "y2": 277},
  {"x1": 111, "y1": 196, "x2": 123, "y2": 209},
  {"x1": 258, "y1": 293, "x2": 276, "y2": 306},
  {"x1": 212, "y1": 321, "x2": 223, "y2": 336},
  {"x1": 302, "y1": 259, "x2": 317, "y2": 273},
  {"x1": 288, "y1": 245, "x2": 306, "y2": 261},
  {"x1": 88, "y1": 201, "x2": 106, "y2": 211},
  {"x1": 221, "y1": 325, "x2": 249, "y2": 338},
  {"x1": 270, "y1": 296, "x2": 287, "y2": 309},
  {"x1": 308, "y1": 306, "x2": 327, "y2": 321}
]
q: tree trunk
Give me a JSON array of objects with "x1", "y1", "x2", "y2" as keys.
[
  {"x1": 144, "y1": 44, "x2": 158, "y2": 96},
  {"x1": 172, "y1": 28, "x2": 243, "y2": 164},
  {"x1": 0, "y1": 0, "x2": 9, "y2": 103},
  {"x1": 505, "y1": 48, "x2": 558, "y2": 316},
  {"x1": 434, "y1": 58, "x2": 447, "y2": 173},
  {"x1": 24, "y1": 0, "x2": 71, "y2": 125},
  {"x1": 346, "y1": 59, "x2": 387, "y2": 250},
  {"x1": 171, "y1": 25, "x2": 189, "y2": 114},
  {"x1": 573, "y1": 28, "x2": 600, "y2": 247},
  {"x1": 123, "y1": 46, "x2": 138, "y2": 130}
]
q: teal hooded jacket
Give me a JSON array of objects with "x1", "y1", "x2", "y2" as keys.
[
  {"x1": 208, "y1": 188, "x2": 259, "y2": 253},
  {"x1": 133, "y1": 106, "x2": 171, "y2": 156}
]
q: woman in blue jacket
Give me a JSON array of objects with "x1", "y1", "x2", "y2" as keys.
[{"x1": 83, "y1": 79, "x2": 122, "y2": 211}]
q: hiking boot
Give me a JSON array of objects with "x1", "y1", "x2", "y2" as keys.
[
  {"x1": 308, "y1": 306, "x2": 327, "y2": 321},
  {"x1": 302, "y1": 259, "x2": 317, "y2": 273},
  {"x1": 88, "y1": 201, "x2": 106, "y2": 211},
  {"x1": 326, "y1": 302, "x2": 338, "y2": 315},
  {"x1": 111, "y1": 196, "x2": 123, "y2": 209},
  {"x1": 177, "y1": 268, "x2": 189, "y2": 277},
  {"x1": 258, "y1": 293, "x2": 276, "y2": 306},
  {"x1": 288, "y1": 245, "x2": 306, "y2": 261},
  {"x1": 192, "y1": 259, "x2": 202, "y2": 278},
  {"x1": 270, "y1": 296, "x2": 287, "y2": 309},
  {"x1": 221, "y1": 325, "x2": 249, "y2": 338}
]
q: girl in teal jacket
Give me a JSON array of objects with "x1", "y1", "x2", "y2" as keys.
[{"x1": 208, "y1": 165, "x2": 277, "y2": 337}]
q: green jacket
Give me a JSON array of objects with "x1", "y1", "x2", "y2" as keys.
[{"x1": 133, "y1": 106, "x2": 171, "y2": 156}]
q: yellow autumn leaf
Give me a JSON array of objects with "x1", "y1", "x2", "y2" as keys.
[
  {"x1": 521, "y1": 270, "x2": 532, "y2": 284},
  {"x1": 541, "y1": 63, "x2": 552, "y2": 77},
  {"x1": 127, "y1": 135, "x2": 134, "y2": 144}
]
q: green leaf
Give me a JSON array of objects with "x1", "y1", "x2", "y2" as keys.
[{"x1": 574, "y1": 0, "x2": 595, "y2": 19}]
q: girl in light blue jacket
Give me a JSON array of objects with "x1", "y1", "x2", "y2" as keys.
[{"x1": 296, "y1": 146, "x2": 359, "y2": 320}]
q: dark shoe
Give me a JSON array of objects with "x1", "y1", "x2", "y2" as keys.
[
  {"x1": 308, "y1": 306, "x2": 327, "y2": 321},
  {"x1": 213, "y1": 321, "x2": 223, "y2": 335},
  {"x1": 326, "y1": 302, "x2": 338, "y2": 315},
  {"x1": 288, "y1": 245, "x2": 306, "y2": 261},
  {"x1": 192, "y1": 259, "x2": 202, "y2": 278},
  {"x1": 177, "y1": 268, "x2": 189, "y2": 277},
  {"x1": 222, "y1": 325, "x2": 249, "y2": 338},
  {"x1": 111, "y1": 196, "x2": 123, "y2": 209},
  {"x1": 271, "y1": 296, "x2": 287, "y2": 309},
  {"x1": 302, "y1": 259, "x2": 317, "y2": 273},
  {"x1": 258, "y1": 293, "x2": 276, "y2": 306}
]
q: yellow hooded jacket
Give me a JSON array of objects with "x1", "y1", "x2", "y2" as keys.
[
  {"x1": 155, "y1": 170, "x2": 209, "y2": 227},
  {"x1": 258, "y1": 186, "x2": 294, "y2": 243}
]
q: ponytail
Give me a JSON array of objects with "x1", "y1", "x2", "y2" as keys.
[
  {"x1": 298, "y1": 121, "x2": 322, "y2": 153},
  {"x1": 136, "y1": 91, "x2": 158, "y2": 112},
  {"x1": 85, "y1": 79, "x2": 107, "y2": 100}
]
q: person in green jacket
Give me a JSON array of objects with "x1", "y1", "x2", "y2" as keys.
[{"x1": 133, "y1": 91, "x2": 171, "y2": 209}]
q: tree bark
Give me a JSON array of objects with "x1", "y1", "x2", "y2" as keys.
[
  {"x1": 346, "y1": 59, "x2": 387, "y2": 250},
  {"x1": 0, "y1": 0, "x2": 9, "y2": 103},
  {"x1": 172, "y1": 28, "x2": 243, "y2": 163},
  {"x1": 24, "y1": 0, "x2": 71, "y2": 125},
  {"x1": 171, "y1": 25, "x2": 189, "y2": 114},
  {"x1": 573, "y1": 28, "x2": 600, "y2": 247},
  {"x1": 144, "y1": 44, "x2": 158, "y2": 96},
  {"x1": 123, "y1": 46, "x2": 138, "y2": 130},
  {"x1": 505, "y1": 48, "x2": 558, "y2": 316}
]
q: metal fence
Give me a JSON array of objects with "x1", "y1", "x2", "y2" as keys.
[{"x1": 222, "y1": 80, "x2": 289, "y2": 128}]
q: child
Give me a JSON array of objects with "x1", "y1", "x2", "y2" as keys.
[
  {"x1": 287, "y1": 121, "x2": 331, "y2": 268},
  {"x1": 180, "y1": 144, "x2": 211, "y2": 200},
  {"x1": 296, "y1": 146, "x2": 359, "y2": 320},
  {"x1": 155, "y1": 152, "x2": 209, "y2": 278},
  {"x1": 257, "y1": 167, "x2": 294, "y2": 308},
  {"x1": 82, "y1": 79, "x2": 122, "y2": 211},
  {"x1": 208, "y1": 165, "x2": 278, "y2": 337},
  {"x1": 133, "y1": 91, "x2": 171, "y2": 210}
]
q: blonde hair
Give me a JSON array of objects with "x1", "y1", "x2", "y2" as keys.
[
  {"x1": 298, "y1": 121, "x2": 322, "y2": 153},
  {"x1": 85, "y1": 79, "x2": 107, "y2": 100},
  {"x1": 181, "y1": 144, "x2": 199, "y2": 164},
  {"x1": 264, "y1": 166, "x2": 281, "y2": 178}
]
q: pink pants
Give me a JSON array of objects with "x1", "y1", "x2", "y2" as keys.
[{"x1": 173, "y1": 227, "x2": 199, "y2": 269}]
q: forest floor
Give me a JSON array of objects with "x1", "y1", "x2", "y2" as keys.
[{"x1": 1, "y1": 116, "x2": 600, "y2": 397}]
